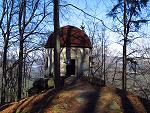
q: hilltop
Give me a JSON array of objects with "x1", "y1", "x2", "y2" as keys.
[{"x1": 0, "y1": 77, "x2": 150, "y2": 113}]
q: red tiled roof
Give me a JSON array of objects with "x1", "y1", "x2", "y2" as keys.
[{"x1": 45, "y1": 25, "x2": 92, "y2": 48}]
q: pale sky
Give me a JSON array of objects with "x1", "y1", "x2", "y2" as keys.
[
  {"x1": 0, "y1": 0, "x2": 149, "y2": 57},
  {"x1": 59, "y1": 0, "x2": 150, "y2": 57}
]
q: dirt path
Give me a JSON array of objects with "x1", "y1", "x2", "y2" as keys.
[{"x1": 0, "y1": 77, "x2": 150, "y2": 113}]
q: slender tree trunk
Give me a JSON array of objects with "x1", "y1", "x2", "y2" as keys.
[
  {"x1": 103, "y1": 40, "x2": 106, "y2": 85},
  {"x1": 18, "y1": 0, "x2": 26, "y2": 100},
  {"x1": 1, "y1": 0, "x2": 14, "y2": 103},
  {"x1": 122, "y1": 0, "x2": 127, "y2": 91},
  {"x1": 1, "y1": 44, "x2": 8, "y2": 103},
  {"x1": 18, "y1": 38, "x2": 24, "y2": 100},
  {"x1": 23, "y1": 44, "x2": 27, "y2": 97},
  {"x1": 101, "y1": 37, "x2": 103, "y2": 77},
  {"x1": 102, "y1": 28, "x2": 106, "y2": 85},
  {"x1": 53, "y1": 0, "x2": 61, "y2": 90}
]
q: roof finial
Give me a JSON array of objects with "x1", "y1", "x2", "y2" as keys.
[{"x1": 80, "y1": 22, "x2": 85, "y2": 31}]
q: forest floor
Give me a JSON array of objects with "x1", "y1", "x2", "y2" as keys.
[{"x1": 0, "y1": 77, "x2": 150, "y2": 113}]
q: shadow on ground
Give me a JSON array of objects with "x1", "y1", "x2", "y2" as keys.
[{"x1": 1, "y1": 77, "x2": 150, "y2": 113}]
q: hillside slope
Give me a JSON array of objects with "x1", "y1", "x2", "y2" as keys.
[{"x1": 0, "y1": 78, "x2": 150, "y2": 113}]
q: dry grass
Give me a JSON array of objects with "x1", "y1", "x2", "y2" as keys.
[{"x1": 0, "y1": 78, "x2": 150, "y2": 113}]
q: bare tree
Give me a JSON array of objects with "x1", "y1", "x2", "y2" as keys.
[
  {"x1": 17, "y1": 0, "x2": 53, "y2": 99},
  {"x1": 0, "y1": 0, "x2": 15, "y2": 103},
  {"x1": 17, "y1": 0, "x2": 26, "y2": 100},
  {"x1": 0, "y1": 0, "x2": 53, "y2": 102},
  {"x1": 53, "y1": 0, "x2": 61, "y2": 90},
  {"x1": 108, "y1": 0, "x2": 149, "y2": 91}
]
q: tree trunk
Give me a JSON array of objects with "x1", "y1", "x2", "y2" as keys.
[
  {"x1": 18, "y1": 38, "x2": 24, "y2": 100},
  {"x1": 1, "y1": 44, "x2": 8, "y2": 103},
  {"x1": 122, "y1": 0, "x2": 127, "y2": 91},
  {"x1": 1, "y1": 0, "x2": 14, "y2": 103},
  {"x1": 18, "y1": 0, "x2": 26, "y2": 100},
  {"x1": 53, "y1": 0, "x2": 61, "y2": 90},
  {"x1": 103, "y1": 39, "x2": 106, "y2": 85}
]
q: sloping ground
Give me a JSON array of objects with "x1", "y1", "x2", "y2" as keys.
[
  {"x1": 0, "y1": 78, "x2": 150, "y2": 113},
  {"x1": 95, "y1": 87, "x2": 150, "y2": 113}
]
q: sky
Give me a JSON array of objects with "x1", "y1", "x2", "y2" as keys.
[
  {"x1": 60, "y1": 0, "x2": 111, "y2": 27},
  {"x1": 59, "y1": 0, "x2": 150, "y2": 57},
  {"x1": 0, "y1": 0, "x2": 150, "y2": 57},
  {"x1": 59, "y1": 0, "x2": 120, "y2": 55}
]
